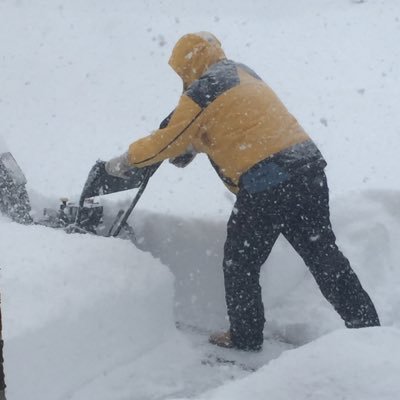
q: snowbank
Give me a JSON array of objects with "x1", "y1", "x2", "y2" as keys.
[
  {"x1": 0, "y1": 219, "x2": 179, "y2": 399},
  {"x1": 0, "y1": 219, "x2": 248, "y2": 400},
  {"x1": 175, "y1": 327, "x2": 400, "y2": 400},
  {"x1": 1, "y1": 219, "x2": 174, "y2": 339}
]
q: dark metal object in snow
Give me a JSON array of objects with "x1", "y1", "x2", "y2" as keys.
[{"x1": 0, "y1": 295, "x2": 6, "y2": 400}]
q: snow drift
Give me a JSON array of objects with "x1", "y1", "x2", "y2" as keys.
[
  {"x1": 175, "y1": 327, "x2": 400, "y2": 400},
  {"x1": 0, "y1": 218, "x2": 247, "y2": 400}
]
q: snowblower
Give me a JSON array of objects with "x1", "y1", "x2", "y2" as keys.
[
  {"x1": 65, "y1": 160, "x2": 160, "y2": 239},
  {"x1": 0, "y1": 150, "x2": 160, "y2": 242},
  {"x1": 40, "y1": 160, "x2": 161, "y2": 241}
]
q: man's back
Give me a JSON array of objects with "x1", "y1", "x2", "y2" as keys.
[{"x1": 184, "y1": 59, "x2": 311, "y2": 187}]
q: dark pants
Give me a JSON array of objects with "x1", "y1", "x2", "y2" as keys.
[{"x1": 223, "y1": 169, "x2": 380, "y2": 350}]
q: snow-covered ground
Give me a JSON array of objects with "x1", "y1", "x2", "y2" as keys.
[{"x1": 1, "y1": 0, "x2": 400, "y2": 399}]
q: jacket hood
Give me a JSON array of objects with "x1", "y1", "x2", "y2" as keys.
[{"x1": 168, "y1": 32, "x2": 226, "y2": 88}]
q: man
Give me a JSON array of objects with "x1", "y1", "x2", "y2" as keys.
[{"x1": 106, "y1": 32, "x2": 380, "y2": 351}]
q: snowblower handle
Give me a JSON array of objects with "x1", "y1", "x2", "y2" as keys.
[{"x1": 108, "y1": 164, "x2": 157, "y2": 237}]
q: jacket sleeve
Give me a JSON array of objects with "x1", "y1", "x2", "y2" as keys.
[{"x1": 128, "y1": 95, "x2": 202, "y2": 167}]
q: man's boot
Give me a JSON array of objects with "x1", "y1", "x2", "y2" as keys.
[{"x1": 209, "y1": 331, "x2": 233, "y2": 348}]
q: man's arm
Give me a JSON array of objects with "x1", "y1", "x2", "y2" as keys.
[
  {"x1": 105, "y1": 95, "x2": 201, "y2": 179},
  {"x1": 160, "y1": 109, "x2": 198, "y2": 168},
  {"x1": 128, "y1": 94, "x2": 202, "y2": 167}
]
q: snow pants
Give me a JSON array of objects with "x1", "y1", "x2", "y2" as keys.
[{"x1": 223, "y1": 168, "x2": 380, "y2": 351}]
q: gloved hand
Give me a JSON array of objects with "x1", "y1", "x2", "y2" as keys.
[{"x1": 105, "y1": 152, "x2": 132, "y2": 179}]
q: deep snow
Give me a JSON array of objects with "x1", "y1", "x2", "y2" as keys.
[{"x1": 1, "y1": 0, "x2": 400, "y2": 399}]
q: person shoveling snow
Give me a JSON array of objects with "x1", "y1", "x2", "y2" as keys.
[{"x1": 104, "y1": 31, "x2": 380, "y2": 351}]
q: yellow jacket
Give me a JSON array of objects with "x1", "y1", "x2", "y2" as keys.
[{"x1": 128, "y1": 32, "x2": 321, "y2": 192}]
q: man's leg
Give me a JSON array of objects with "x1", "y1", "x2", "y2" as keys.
[
  {"x1": 223, "y1": 189, "x2": 281, "y2": 350},
  {"x1": 282, "y1": 171, "x2": 380, "y2": 328}
]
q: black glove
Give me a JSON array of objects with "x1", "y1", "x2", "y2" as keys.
[{"x1": 169, "y1": 151, "x2": 196, "y2": 168}]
